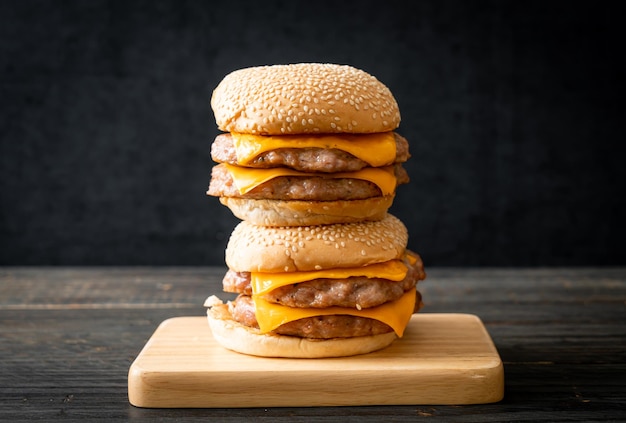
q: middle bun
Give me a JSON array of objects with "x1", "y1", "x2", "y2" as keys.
[
  {"x1": 225, "y1": 213, "x2": 408, "y2": 272},
  {"x1": 218, "y1": 195, "x2": 394, "y2": 227}
]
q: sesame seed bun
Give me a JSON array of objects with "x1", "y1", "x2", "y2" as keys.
[
  {"x1": 211, "y1": 63, "x2": 401, "y2": 135},
  {"x1": 225, "y1": 213, "x2": 408, "y2": 273},
  {"x1": 218, "y1": 195, "x2": 394, "y2": 227},
  {"x1": 205, "y1": 296, "x2": 398, "y2": 358}
]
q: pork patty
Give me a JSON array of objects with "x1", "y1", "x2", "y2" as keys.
[
  {"x1": 207, "y1": 163, "x2": 409, "y2": 200},
  {"x1": 222, "y1": 252, "x2": 426, "y2": 309},
  {"x1": 228, "y1": 292, "x2": 423, "y2": 339},
  {"x1": 211, "y1": 132, "x2": 410, "y2": 173}
]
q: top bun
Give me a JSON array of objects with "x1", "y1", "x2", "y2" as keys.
[
  {"x1": 211, "y1": 63, "x2": 401, "y2": 135},
  {"x1": 225, "y1": 213, "x2": 408, "y2": 272}
]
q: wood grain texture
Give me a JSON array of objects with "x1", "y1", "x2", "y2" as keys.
[
  {"x1": 1, "y1": 267, "x2": 625, "y2": 422},
  {"x1": 128, "y1": 314, "x2": 504, "y2": 407}
]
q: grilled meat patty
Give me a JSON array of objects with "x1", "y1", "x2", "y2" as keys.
[
  {"x1": 207, "y1": 163, "x2": 409, "y2": 200},
  {"x1": 227, "y1": 291, "x2": 423, "y2": 339},
  {"x1": 222, "y1": 252, "x2": 425, "y2": 309},
  {"x1": 211, "y1": 132, "x2": 410, "y2": 173}
]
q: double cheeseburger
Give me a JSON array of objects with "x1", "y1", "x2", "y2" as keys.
[
  {"x1": 206, "y1": 63, "x2": 411, "y2": 226},
  {"x1": 204, "y1": 63, "x2": 425, "y2": 358},
  {"x1": 205, "y1": 214, "x2": 426, "y2": 358}
]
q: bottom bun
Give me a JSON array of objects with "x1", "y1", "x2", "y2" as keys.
[
  {"x1": 219, "y1": 195, "x2": 394, "y2": 226},
  {"x1": 205, "y1": 298, "x2": 397, "y2": 358}
]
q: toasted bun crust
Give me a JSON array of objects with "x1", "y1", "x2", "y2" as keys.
[
  {"x1": 225, "y1": 213, "x2": 408, "y2": 272},
  {"x1": 211, "y1": 63, "x2": 401, "y2": 135},
  {"x1": 219, "y1": 195, "x2": 394, "y2": 227},
  {"x1": 206, "y1": 301, "x2": 397, "y2": 358}
]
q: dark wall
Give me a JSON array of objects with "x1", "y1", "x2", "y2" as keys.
[{"x1": 1, "y1": 0, "x2": 624, "y2": 266}]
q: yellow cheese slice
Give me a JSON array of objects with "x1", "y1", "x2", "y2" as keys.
[
  {"x1": 251, "y1": 259, "x2": 409, "y2": 296},
  {"x1": 231, "y1": 132, "x2": 397, "y2": 167},
  {"x1": 223, "y1": 163, "x2": 397, "y2": 196},
  {"x1": 252, "y1": 288, "x2": 416, "y2": 337}
]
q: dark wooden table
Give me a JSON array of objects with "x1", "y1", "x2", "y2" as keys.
[{"x1": 1, "y1": 267, "x2": 625, "y2": 421}]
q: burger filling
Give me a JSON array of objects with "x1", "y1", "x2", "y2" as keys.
[
  {"x1": 222, "y1": 252, "x2": 426, "y2": 309},
  {"x1": 210, "y1": 132, "x2": 410, "y2": 173},
  {"x1": 227, "y1": 293, "x2": 423, "y2": 339},
  {"x1": 207, "y1": 163, "x2": 409, "y2": 200},
  {"x1": 220, "y1": 252, "x2": 425, "y2": 339}
]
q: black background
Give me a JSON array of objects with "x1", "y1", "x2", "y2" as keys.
[{"x1": 1, "y1": 0, "x2": 624, "y2": 266}]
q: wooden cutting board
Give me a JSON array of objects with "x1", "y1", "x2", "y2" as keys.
[{"x1": 128, "y1": 313, "x2": 504, "y2": 408}]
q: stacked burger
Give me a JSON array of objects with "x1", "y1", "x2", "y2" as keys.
[{"x1": 205, "y1": 63, "x2": 426, "y2": 358}]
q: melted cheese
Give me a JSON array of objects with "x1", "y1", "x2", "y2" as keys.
[
  {"x1": 223, "y1": 164, "x2": 397, "y2": 196},
  {"x1": 407, "y1": 251, "x2": 418, "y2": 265},
  {"x1": 252, "y1": 288, "x2": 416, "y2": 337},
  {"x1": 251, "y1": 259, "x2": 409, "y2": 296},
  {"x1": 231, "y1": 132, "x2": 396, "y2": 167}
]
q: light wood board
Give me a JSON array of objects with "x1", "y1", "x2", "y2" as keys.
[{"x1": 128, "y1": 313, "x2": 504, "y2": 408}]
